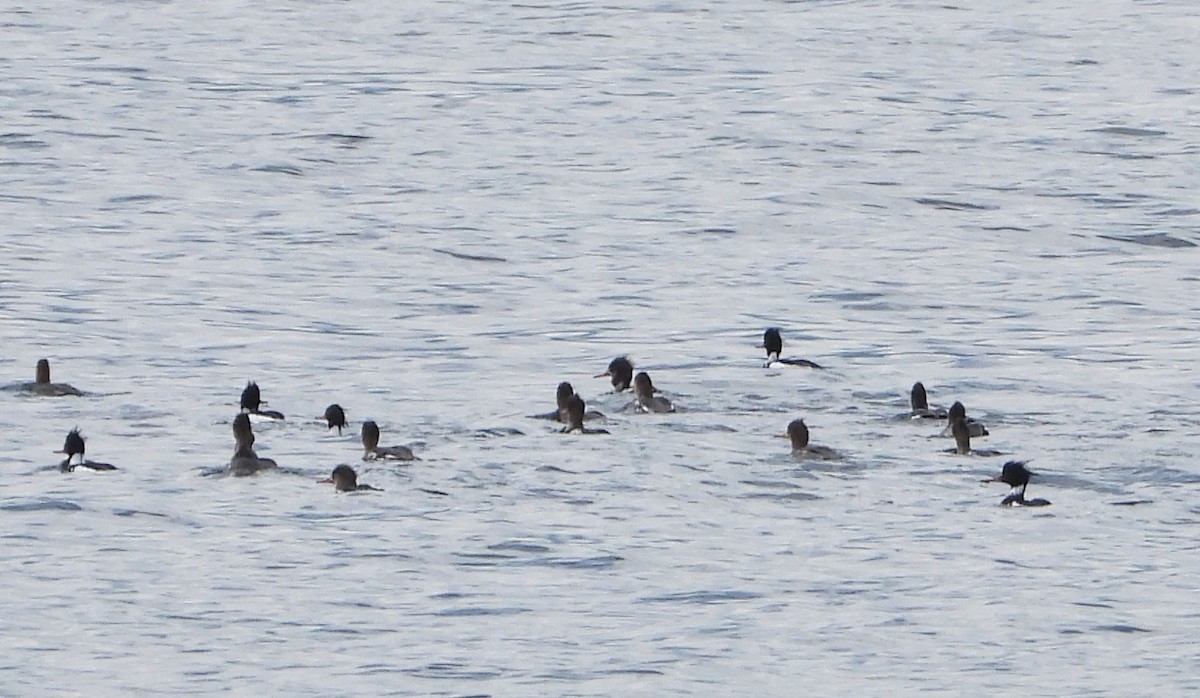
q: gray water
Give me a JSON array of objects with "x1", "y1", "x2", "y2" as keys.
[{"x1": 3, "y1": 1, "x2": 1199, "y2": 695}]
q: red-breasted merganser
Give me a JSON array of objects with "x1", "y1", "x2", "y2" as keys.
[
  {"x1": 56, "y1": 428, "x2": 117, "y2": 472},
  {"x1": 909, "y1": 382, "x2": 948, "y2": 419},
  {"x1": 361, "y1": 420, "x2": 416, "y2": 461},
  {"x1": 943, "y1": 401, "x2": 987, "y2": 437},
  {"x1": 239, "y1": 381, "x2": 285, "y2": 420},
  {"x1": 948, "y1": 416, "x2": 1001, "y2": 456},
  {"x1": 321, "y1": 404, "x2": 347, "y2": 434},
  {"x1": 562, "y1": 394, "x2": 610, "y2": 434},
  {"x1": 319, "y1": 464, "x2": 382, "y2": 492},
  {"x1": 11, "y1": 359, "x2": 84, "y2": 396},
  {"x1": 783, "y1": 419, "x2": 840, "y2": 460},
  {"x1": 987, "y1": 461, "x2": 1050, "y2": 506},
  {"x1": 530, "y1": 382, "x2": 604, "y2": 422},
  {"x1": 633, "y1": 372, "x2": 674, "y2": 413},
  {"x1": 594, "y1": 356, "x2": 634, "y2": 392},
  {"x1": 228, "y1": 413, "x2": 278, "y2": 475},
  {"x1": 760, "y1": 328, "x2": 823, "y2": 369}
]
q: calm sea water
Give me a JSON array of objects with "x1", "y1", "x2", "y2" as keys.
[{"x1": 3, "y1": 1, "x2": 1199, "y2": 695}]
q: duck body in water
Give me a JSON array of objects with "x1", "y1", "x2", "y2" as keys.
[
  {"x1": 942, "y1": 401, "x2": 987, "y2": 437},
  {"x1": 561, "y1": 394, "x2": 609, "y2": 434},
  {"x1": 633, "y1": 372, "x2": 674, "y2": 413},
  {"x1": 987, "y1": 461, "x2": 1050, "y2": 507},
  {"x1": 530, "y1": 382, "x2": 604, "y2": 422},
  {"x1": 759, "y1": 328, "x2": 822, "y2": 369},
  {"x1": 8, "y1": 359, "x2": 84, "y2": 396},
  {"x1": 947, "y1": 416, "x2": 1001, "y2": 457},
  {"x1": 783, "y1": 418, "x2": 840, "y2": 460},
  {"x1": 361, "y1": 420, "x2": 417, "y2": 461},
  {"x1": 909, "y1": 382, "x2": 948, "y2": 419},
  {"x1": 56, "y1": 428, "x2": 117, "y2": 472},
  {"x1": 239, "y1": 381, "x2": 285, "y2": 420},
  {"x1": 319, "y1": 464, "x2": 382, "y2": 492},
  {"x1": 228, "y1": 413, "x2": 278, "y2": 476}
]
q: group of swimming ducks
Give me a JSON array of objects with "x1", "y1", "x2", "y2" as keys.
[{"x1": 7, "y1": 330, "x2": 1050, "y2": 505}]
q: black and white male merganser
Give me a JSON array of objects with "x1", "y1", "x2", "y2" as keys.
[
  {"x1": 56, "y1": 428, "x2": 117, "y2": 472},
  {"x1": 239, "y1": 381, "x2": 285, "y2": 420},
  {"x1": 760, "y1": 328, "x2": 822, "y2": 369},
  {"x1": 987, "y1": 461, "x2": 1050, "y2": 507}
]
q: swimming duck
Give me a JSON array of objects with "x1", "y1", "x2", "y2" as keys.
[
  {"x1": 943, "y1": 401, "x2": 988, "y2": 437},
  {"x1": 361, "y1": 420, "x2": 416, "y2": 461},
  {"x1": 56, "y1": 428, "x2": 117, "y2": 472},
  {"x1": 760, "y1": 328, "x2": 823, "y2": 369},
  {"x1": 948, "y1": 416, "x2": 1001, "y2": 456},
  {"x1": 594, "y1": 356, "x2": 634, "y2": 392},
  {"x1": 228, "y1": 413, "x2": 278, "y2": 476},
  {"x1": 562, "y1": 394, "x2": 610, "y2": 434},
  {"x1": 319, "y1": 464, "x2": 382, "y2": 492},
  {"x1": 783, "y1": 418, "x2": 840, "y2": 460},
  {"x1": 909, "y1": 382, "x2": 948, "y2": 419},
  {"x1": 239, "y1": 381, "x2": 285, "y2": 420},
  {"x1": 321, "y1": 404, "x2": 347, "y2": 434},
  {"x1": 987, "y1": 461, "x2": 1050, "y2": 506},
  {"x1": 633, "y1": 372, "x2": 674, "y2": 413},
  {"x1": 11, "y1": 359, "x2": 84, "y2": 396},
  {"x1": 530, "y1": 382, "x2": 604, "y2": 422}
]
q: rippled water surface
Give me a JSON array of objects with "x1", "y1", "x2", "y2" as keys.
[{"x1": 3, "y1": 1, "x2": 1199, "y2": 695}]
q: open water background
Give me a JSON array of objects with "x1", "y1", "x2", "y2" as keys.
[{"x1": 2, "y1": 1, "x2": 1199, "y2": 695}]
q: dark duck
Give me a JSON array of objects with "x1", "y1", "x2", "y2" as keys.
[
  {"x1": 319, "y1": 464, "x2": 382, "y2": 492},
  {"x1": 361, "y1": 421, "x2": 416, "y2": 461},
  {"x1": 783, "y1": 418, "x2": 840, "y2": 460},
  {"x1": 11, "y1": 359, "x2": 84, "y2": 396},
  {"x1": 321, "y1": 404, "x2": 347, "y2": 434},
  {"x1": 909, "y1": 382, "x2": 948, "y2": 419},
  {"x1": 944, "y1": 401, "x2": 987, "y2": 437},
  {"x1": 227, "y1": 413, "x2": 278, "y2": 476},
  {"x1": 530, "y1": 382, "x2": 603, "y2": 422},
  {"x1": 947, "y1": 414, "x2": 1001, "y2": 457},
  {"x1": 633, "y1": 372, "x2": 674, "y2": 413},
  {"x1": 561, "y1": 394, "x2": 609, "y2": 434}
]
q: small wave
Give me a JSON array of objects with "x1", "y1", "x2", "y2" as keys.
[
  {"x1": 914, "y1": 197, "x2": 997, "y2": 211},
  {"x1": 250, "y1": 164, "x2": 304, "y2": 176},
  {"x1": 1098, "y1": 233, "x2": 1196, "y2": 249},
  {"x1": 1, "y1": 499, "x2": 83, "y2": 512},
  {"x1": 638, "y1": 589, "x2": 762, "y2": 604},
  {"x1": 1088, "y1": 126, "x2": 1167, "y2": 137}
]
